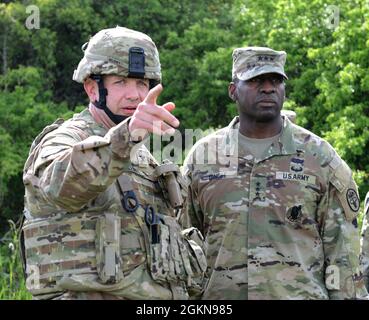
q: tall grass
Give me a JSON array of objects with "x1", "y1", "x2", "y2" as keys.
[{"x1": 0, "y1": 220, "x2": 32, "y2": 300}]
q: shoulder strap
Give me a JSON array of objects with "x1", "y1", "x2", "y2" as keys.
[
  {"x1": 29, "y1": 118, "x2": 65, "y2": 154},
  {"x1": 329, "y1": 154, "x2": 360, "y2": 221},
  {"x1": 116, "y1": 175, "x2": 152, "y2": 269}
]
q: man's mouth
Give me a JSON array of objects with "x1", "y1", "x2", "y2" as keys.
[
  {"x1": 257, "y1": 100, "x2": 276, "y2": 107},
  {"x1": 121, "y1": 106, "x2": 137, "y2": 114}
]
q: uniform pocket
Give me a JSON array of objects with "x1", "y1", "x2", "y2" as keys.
[
  {"x1": 95, "y1": 213, "x2": 124, "y2": 284},
  {"x1": 148, "y1": 216, "x2": 207, "y2": 288},
  {"x1": 181, "y1": 227, "x2": 207, "y2": 275}
]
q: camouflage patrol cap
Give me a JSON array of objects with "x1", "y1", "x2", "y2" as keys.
[
  {"x1": 73, "y1": 26, "x2": 161, "y2": 83},
  {"x1": 232, "y1": 47, "x2": 288, "y2": 81}
]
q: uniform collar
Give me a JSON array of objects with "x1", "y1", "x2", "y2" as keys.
[
  {"x1": 73, "y1": 107, "x2": 110, "y2": 136},
  {"x1": 226, "y1": 115, "x2": 299, "y2": 161}
]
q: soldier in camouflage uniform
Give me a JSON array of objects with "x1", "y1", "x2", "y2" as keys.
[
  {"x1": 360, "y1": 192, "x2": 369, "y2": 290},
  {"x1": 21, "y1": 26, "x2": 206, "y2": 300},
  {"x1": 182, "y1": 47, "x2": 368, "y2": 299}
]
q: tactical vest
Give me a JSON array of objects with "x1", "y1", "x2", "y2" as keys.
[{"x1": 21, "y1": 114, "x2": 206, "y2": 299}]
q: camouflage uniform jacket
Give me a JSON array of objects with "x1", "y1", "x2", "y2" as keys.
[
  {"x1": 182, "y1": 115, "x2": 367, "y2": 300},
  {"x1": 22, "y1": 108, "x2": 204, "y2": 300},
  {"x1": 360, "y1": 192, "x2": 369, "y2": 290}
]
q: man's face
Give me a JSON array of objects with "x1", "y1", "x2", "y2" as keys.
[
  {"x1": 102, "y1": 75, "x2": 150, "y2": 116},
  {"x1": 229, "y1": 73, "x2": 285, "y2": 122}
]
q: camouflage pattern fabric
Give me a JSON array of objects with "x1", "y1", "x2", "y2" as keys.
[
  {"x1": 360, "y1": 192, "x2": 369, "y2": 290},
  {"x1": 232, "y1": 47, "x2": 288, "y2": 81},
  {"x1": 182, "y1": 115, "x2": 368, "y2": 300},
  {"x1": 73, "y1": 26, "x2": 161, "y2": 83},
  {"x1": 42, "y1": 291, "x2": 127, "y2": 300},
  {"x1": 22, "y1": 108, "x2": 205, "y2": 300}
]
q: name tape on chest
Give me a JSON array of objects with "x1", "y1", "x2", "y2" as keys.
[
  {"x1": 276, "y1": 171, "x2": 316, "y2": 184},
  {"x1": 200, "y1": 173, "x2": 226, "y2": 182}
]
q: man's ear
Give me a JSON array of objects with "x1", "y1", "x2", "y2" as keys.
[
  {"x1": 84, "y1": 78, "x2": 99, "y2": 102},
  {"x1": 228, "y1": 82, "x2": 237, "y2": 101}
]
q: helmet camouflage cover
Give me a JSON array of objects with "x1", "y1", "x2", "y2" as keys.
[{"x1": 73, "y1": 26, "x2": 161, "y2": 83}]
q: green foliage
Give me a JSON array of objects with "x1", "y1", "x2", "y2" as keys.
[
  {"x1": 0, "y1": 65, "x2": 69, "y2": 232},
  {"x1": 161, "y1": 18, "x2": 236, "y2": 129},
  {"x1": 0, "y1": 0, "x2": 368, "y2": 299},
  {"x1": 0, "y1": 220, "x2": 31, "y2": 300}
]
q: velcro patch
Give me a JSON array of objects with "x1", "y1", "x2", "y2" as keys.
[
  {"x1": 329, "y1": 157, "x2": 360, "y2": 221},
  {"x1": 200, "y1": 173, "x2": 226, "y2": 182},
  {"x1": 346, "y1": 188, "x2": 360, "y2": 213}
]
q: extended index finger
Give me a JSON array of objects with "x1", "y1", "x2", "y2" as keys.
[
  {"x1": 143, "y1": 83, "x2": 163, "y2": 104},
  {"x1": 144, "y1": 104, "x2": 180, "y2": 128}
]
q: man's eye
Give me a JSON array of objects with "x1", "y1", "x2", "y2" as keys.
[
  {"x1": 114, "y1": 79, "x2": 125, "y2": 84},
  {"x1": 272, "y1": 77, "x2": 283, "y2": 84},
  {"x1": 138, "y1": 80, "x2": 148, "y2": 87}
]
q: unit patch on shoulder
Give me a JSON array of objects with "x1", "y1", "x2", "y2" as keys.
[{"x1": 346, "y1": 188, "x2": 360, "y2": 212}]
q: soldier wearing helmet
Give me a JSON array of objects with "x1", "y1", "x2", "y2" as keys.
[{"x1": 21, "y1": 26, "x2": 206, "y2": 300}]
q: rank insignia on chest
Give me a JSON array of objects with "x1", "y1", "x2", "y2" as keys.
[{"x1": 250, "y1": 176, "x2": 267, "y2": 203}]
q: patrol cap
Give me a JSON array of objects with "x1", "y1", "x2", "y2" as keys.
[
  {"x1": 232, "y1": 46, "x2": 288, "y2": 81},
  {"x1": 73, "y1": 26, "x2": 161, "y2": 83}
]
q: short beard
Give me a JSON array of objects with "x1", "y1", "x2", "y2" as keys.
[
  {"x1": 238, "y1": 106, "x2": 281, "y2": 123},
  {"x1": 254, "y1": 111, "x2": 280, "y2": 123}
]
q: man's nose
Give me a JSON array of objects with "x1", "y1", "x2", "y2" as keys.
[
  {"x1": 125, "y1": 82, "x2": 140, "y2": 100},
  {"x1": 260, "y1": 79, "x2": 276, "y2": 93}
]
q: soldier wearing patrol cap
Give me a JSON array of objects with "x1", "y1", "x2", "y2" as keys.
[
  {"x1": 181, "y1": 46, "x2": 368, "y2": 299},
  {"x1": 21, "y1": 26, "x2": 206, "y2": 300}
]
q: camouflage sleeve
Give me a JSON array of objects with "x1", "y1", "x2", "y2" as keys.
[
  {"x1": 180, "y1": 158, "x2": 208, "y2": 300},
  {"x1": 360, "y1": 192, "x2": 369, "y2": 290},
  {"x1": 321, "y1": 156, "x2": 368, "y2": 299},
  {"x1": 34, "y1": 118, "x2": 138, "y2": 212},
  {"x1": 180, "y1": 158, "x2": 205, "y2": 234}
]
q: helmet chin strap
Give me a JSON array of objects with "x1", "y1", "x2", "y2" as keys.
[
  {"x1": 90, "y1": 75, "x2": 160, "y2": 125},
  {"x1": 90, "y1": 75, "x2": 128, "y2": 125}
]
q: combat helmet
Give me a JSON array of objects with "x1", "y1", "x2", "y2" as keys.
[{"x1": 73, "y1": 26, "x2": 161, "y2": 124}]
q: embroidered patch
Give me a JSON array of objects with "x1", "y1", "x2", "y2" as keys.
[
  {"x1": 250, "y1": 176, "x2": 267, "y2": 202},
  {"x1": 276, "y1": 172, "x2": 316, "y2": 184},
  {"x1": 290, "y1": 157, "x2": 304, "y2": 173},
  {"x1": 346, "y1": 188, "x2": 360, "y2": 212},
  {"x1": 286, "y1": 205, "x2": 302, "y2": 222},
  {"x1": 200, "y1": 173, "x2": 226, "y2": 182}
]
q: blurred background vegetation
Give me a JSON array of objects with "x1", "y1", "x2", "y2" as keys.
[{"x1": 0, "y1": 0, "x2": 368, "y2": 299}]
